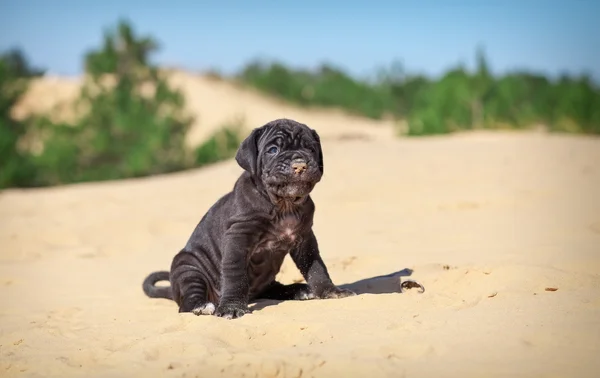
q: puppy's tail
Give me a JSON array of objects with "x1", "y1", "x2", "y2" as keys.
[{"x1": 142, "y1": 271, "x2": 173, "y2": 300}]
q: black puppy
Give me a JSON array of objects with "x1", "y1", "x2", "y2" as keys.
[{"x1": 142, "y1": 118, "x2": 355, "y2": 319}]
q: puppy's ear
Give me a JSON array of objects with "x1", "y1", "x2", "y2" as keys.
[
  {"x1": 236, "y1": 127, "x2": 263, "y2": 176},
  {"x1": 311, "y1": 128, "x2": 324, "y2": 175}
]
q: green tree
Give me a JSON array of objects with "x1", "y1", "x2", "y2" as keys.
[
  {"x1": 31, "y1": 19, "x2": 195, "y2": 186},
  {"x1": 0, "y1": 48, "x2": 45, "y2": 78},
  {"x1": 471, "y1": 46, "x2": 493, "y2": 128},
  {"x1": 0, "y1": 55, "x2": 38, "y2": 188}
]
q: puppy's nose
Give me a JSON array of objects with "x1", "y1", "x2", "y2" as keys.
[{"x1": 292, "y1": 160, "x2": 307, "y2": 175}]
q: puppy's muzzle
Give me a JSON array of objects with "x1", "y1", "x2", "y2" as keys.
[{"x1": 292, "y1": 159, "x2": 308, "y2": 175}]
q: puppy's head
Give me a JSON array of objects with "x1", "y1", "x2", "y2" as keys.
[{"x1": 235, "y1": 119, "x2": 324, "y2": 204}]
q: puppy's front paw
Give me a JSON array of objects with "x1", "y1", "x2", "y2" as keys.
[
  {"x1": 215, "y1": 302, "x2": 249, "y2": 320},
  {"x1": 318, "y1": 286, "x2": 356, "y2": 299},
  {"x1": 294, "y1": 289, "x2": 316, "y2": 301}
]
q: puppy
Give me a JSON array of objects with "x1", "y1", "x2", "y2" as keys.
[{"x1": 142, "y1": 118, "x2": 355, "y2": 319}]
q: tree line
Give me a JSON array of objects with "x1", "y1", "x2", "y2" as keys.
[{"x1": 239, "y1": 48, "x2": 599, "y2": 135}]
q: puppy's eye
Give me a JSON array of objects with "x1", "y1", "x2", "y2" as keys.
[{"x1": 266, "y1": 146, "x2": 279, "y2": 155}]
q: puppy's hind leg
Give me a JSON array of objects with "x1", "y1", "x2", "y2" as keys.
[
  {"x1": 173, "y1": 269, "x2": 216, "y2": 316},
  {"x1": 257, "y1": 281, "x2": 315, "y2": 301}
]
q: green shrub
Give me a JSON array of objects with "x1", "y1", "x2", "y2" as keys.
[
  {"x1": 195, "y1": 125, "x2": 244, "y2": 166},
  {"x1": 239, "y1": 61, "x2": 394, "y2": 119},
  {"x1": 1, "y1": 20, "x2": 247, "y2": 189},
  {"x1": 27, "y1": 20, "x2": 196, "y2": 186},
  {"x1": 0, "y1": 55, "x2": 39, "y2": 188}
]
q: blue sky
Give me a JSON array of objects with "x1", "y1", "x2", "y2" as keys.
[{"x1": 1, "y1": 0, "x2": 599, "y2": 81}]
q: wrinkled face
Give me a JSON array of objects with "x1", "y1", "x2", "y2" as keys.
[{"x1": 235, "y1": 119, "x2": 324, "y2": 205}]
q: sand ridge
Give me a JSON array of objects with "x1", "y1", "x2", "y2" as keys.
[
  {"x1": 11, "y1": 70, "x2": 397, "y2": 148},
  {"x1": 2, "y1": 73, "x2": 600, "y2": 377}
]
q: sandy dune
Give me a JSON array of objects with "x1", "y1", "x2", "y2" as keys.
[
  {"x1": 2, "y1": 74, "x2": 600, "y2": 377},
  {"x1": 11, "y1": 70, "x2": 396, "y2": 148}
]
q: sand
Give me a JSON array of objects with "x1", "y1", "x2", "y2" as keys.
[{"x1": 2, "y1": 74, "x2": 600, "y2": 378}]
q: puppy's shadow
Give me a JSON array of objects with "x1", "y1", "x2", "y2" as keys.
[
  {"x1": 250, "y1": 268, "x2": 414, "y2": 312},
  {"x1": 337, "y1": 268, "x2": 414, "y2": 294}
]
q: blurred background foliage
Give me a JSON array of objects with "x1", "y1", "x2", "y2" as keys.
[
  {"x1": 1, "y1": 20, "x2": 242, "y2": 189},
  {"x1": 1, "y1": 20, "x2": 599, "y2": 189},
  {"x1": 239, "y1": 46, "x2": 600, "y2": 136}
]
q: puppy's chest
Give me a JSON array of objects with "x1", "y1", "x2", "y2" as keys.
[
  {"x1": 252, "y1": 215, "x2": 304, "y2": 255},
  {"x1": 247, "y1": 215, "x2": 304, "y2": 296},
  {"x1": 272, "y1": 214, "x2": 305, "y2": 245}
]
